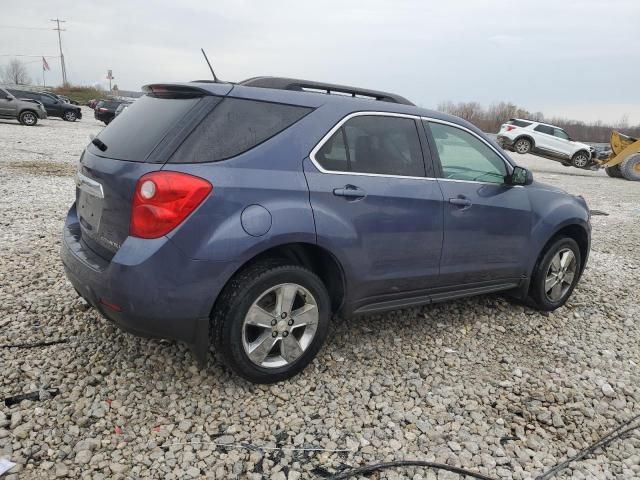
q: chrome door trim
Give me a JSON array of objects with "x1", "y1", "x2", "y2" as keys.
[
  {"x1": 308, "y1": 111, "x2": 436, "y2": 181},
  {"x1": 75, "y1": 171, "x2": 104, "y2": 199},
  {"x1": 308, "y1": 111, "x2": 519, "y2": 186},
  {"x1": 421, "y1": 117, "x2": 515, "y2": 173}
]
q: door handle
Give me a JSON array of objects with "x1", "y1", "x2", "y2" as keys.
[
  {"x1": 449, "y1": 197, "x2": 472, "y2": 207},
  {"x1": 333, "y1": 185, "x2": 366, "y2": 199}
]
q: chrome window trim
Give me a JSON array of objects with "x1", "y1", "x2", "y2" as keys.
[
  {"x1": 422, "y1": 117, "x2": 515, "y2": 174},
  {"x1": 308, "y1": 111, "x2": 435, "y2": 181},
  {"x1": 308, "y1": 111, "x2": 518, "y2": 186}
]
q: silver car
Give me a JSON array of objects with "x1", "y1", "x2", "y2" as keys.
[{"x1": 0, "y1": 86, "x2": 48, "y2": 126}]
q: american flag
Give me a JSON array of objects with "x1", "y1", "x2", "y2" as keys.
[{"x1": 42, "y1": 57, "x2": 50, "y2": 71}]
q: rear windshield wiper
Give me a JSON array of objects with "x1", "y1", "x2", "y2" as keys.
[{"x1": 91, "y1": 137, "x2": 108, "y2": 152}]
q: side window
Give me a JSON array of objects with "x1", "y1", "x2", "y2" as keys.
[
  {"x1": 534, "y1": 124, "x2": 554, "y2": 135},
  {"x1": 173, "y1": 98, "x2": 312, "y2": 163},
  {"x1": 427, "y1": 121, "x2": 507, "y2": 183},
  {"x1": 40, "y1": 95, "x2": 55, "y2": 105},
  {"x1": 315, "y1": 115, "x2": 425, "y2": 177},
  {"x1": 553, "y1": 128, "x2": 569, "y2": 140}
]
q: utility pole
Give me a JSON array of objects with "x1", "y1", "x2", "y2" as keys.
[{"x1": 50, "y1": 18, "x2": 68, "y2": 85}]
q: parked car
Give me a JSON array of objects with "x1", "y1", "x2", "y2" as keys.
[
  {"x1": 62, "y1": 77, "x2": 591, "y2": 383},
  {"x1": 55, "y1": 94, "x2": 79, "y2": 105},
  {"x1": 7, "y1": 89, "x2": 82, "y2": 122},
  {"x1": 0, "y1": 86, "x2": 47, "y2": 125},
  {"x1": 497, "y1": 118, "x2": 596, "y2": 168},
  {"x1": 94, "y1": 100, "x2": 124, "y2": 125}
]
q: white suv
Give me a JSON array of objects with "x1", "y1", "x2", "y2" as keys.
[{"x1": 497, "y1": 118, "x2": 595, "y2": 168}]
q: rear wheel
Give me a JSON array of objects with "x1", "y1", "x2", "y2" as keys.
[
  {"x1": 514, "y1": 138, "x2": 532, "y2": 154},
  {"x1": 605, "y1": 165, "x2": 623, "y2": 178},
  {"x1": 213, "y1": 261, "x2": 330, "y2": 383},
  {"x1": 571, "y1": 151, "x2": 590, "y2": 168},
  {"x1": 528, "y1": 237, "x2": 581, "y2": 311},
  {"x1": 19, "y1": 111, "x2": 38, "y2": 126},
  {"x1": 620, "y1": 153, "x2": 640, "y2": 181}
]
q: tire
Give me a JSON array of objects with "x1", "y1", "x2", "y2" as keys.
[
  {"x1": 571, "y1": 151, "x2": 590, "y2": 168},
  {"x1": 528, "y1": 237, "x2": 581, "y2": 311},
  {"x1": 63, "y1": 111, "x2": 77, "y2": 122},
  {"x1": 620, "y1": 153, "x2": 640, "y2": 181},
  {"x1": 18, "y1": 110, "x2": 38, "y2": 126},
  {"x1": 605, "y1": 165, "x2": 623, "y2": 178},
  {"x1": 213, "y1": 261, "x2": 331, "y2": 384},
  {"x1": 513, "y1": 137, "x2": 532, "y2": 154}
]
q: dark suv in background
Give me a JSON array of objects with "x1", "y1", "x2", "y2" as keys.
[
  {"x1": 8, "y1": 89, "x2": 82, "y2": 122},
  {"x1": 62, "y1": 77, "x2": 591, "y2": 383},
  {"x1": 94, "y1": 100, "x2": 126, "y2": 125}
]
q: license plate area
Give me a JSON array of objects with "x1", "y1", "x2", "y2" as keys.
[{"x1": 78, "y1": 190, "x2": 103, "y2": 232}]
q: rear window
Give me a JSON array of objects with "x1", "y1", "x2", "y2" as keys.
[
  {"x1": 508, "y1": 119, "x2": 532, "y2": 127},
  {"x1": 171, "y1": 98, "x2": 312, "y2": 163},
  {"x1": 89, "y1": 95, "x2": 201, "y2": 161}
]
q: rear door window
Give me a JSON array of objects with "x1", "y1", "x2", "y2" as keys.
[
  {"x1": 171, "y1": 98, "x2": 312, "y2": 163},
  {"x1": 88, "y1": 95, "x2": 202, "y2": 161},
  {"x1": 315, "y1": 115, "x2": 425, "y2": 177},
  {"x1": 534, "y1": 124, "x2": 554, "y2": 135}
]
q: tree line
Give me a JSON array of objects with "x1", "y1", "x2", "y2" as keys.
[{"x1": 437, "y1": 101, "x2": 640, "y2": 143}]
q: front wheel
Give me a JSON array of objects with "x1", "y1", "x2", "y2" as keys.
[
  {"x1": 213, "y1": 261, "x2": 330, "y2": 383},
  {"x1": 620, "y1": 153, "x2": 640, "y2": 181},
  {"x1": 528, "y1": 237, "x2": 582, "y2": 311},
  {"x1": 571, "y1": 151, "x2": 590, "y2": 168},
  {"x1": 514, "y1": 138, "x2": 532, "y2": 154},
  {"x1": 63, "y1": 111, "x2": 77, "y2": 122},
  {"x1": 19, "y1": 111, "x2": 38, "y2": 126}
]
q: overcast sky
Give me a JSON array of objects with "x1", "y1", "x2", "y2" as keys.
[{"x1": 3, "y1": 0, "x2": 639, "y2": 124}]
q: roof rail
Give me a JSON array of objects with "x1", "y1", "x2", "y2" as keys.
[{"x1": 239, "y1": 76, "x2": 414, "y2": 106}]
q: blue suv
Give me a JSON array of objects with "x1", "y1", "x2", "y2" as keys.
[{"x1": 62, "y1": 77, "x2": 591, "y2": 383}]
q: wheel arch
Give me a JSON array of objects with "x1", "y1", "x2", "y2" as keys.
[
  {"x1": 537, "y1": 223, "x2": 590, "y2": 276},
  {"x1": 514, "y1": 135, "x2": 535, "y2": 148},
  {"x1": 217, "y1": 242, "x2": 347, "y2": 314}
]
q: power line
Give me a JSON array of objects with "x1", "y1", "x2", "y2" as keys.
[
  {"x1": 0, "y1": 54, "x2": 58, "y2": 57},
  {"x1": 50, "y1": 18, "x2": 67, "y2": 85},
  {"x1": 0, "y1": 25, "x2": 52, "y2": 30}
]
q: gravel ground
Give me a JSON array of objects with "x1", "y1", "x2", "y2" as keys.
[{"x1": 0, "y1": 111, "x2": 639, "y2": 479}]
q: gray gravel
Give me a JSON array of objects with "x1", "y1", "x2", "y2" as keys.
[{"x1": 0, "y1": 112, "x2": 639, "y2": 479}]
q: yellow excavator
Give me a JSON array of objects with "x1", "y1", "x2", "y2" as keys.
[{"x1": 598, "y1": 131, "x2": 640, "y2": 181}]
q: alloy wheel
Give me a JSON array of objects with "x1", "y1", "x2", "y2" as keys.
[
  {"x1": 515, "y1": 139, "x2": 530, "y2": 153},
  {"x1": 544, "y1": 248, "x2": 577, "y2": 302},
  {"x1": 22, "y1": 113, "x2": 36, "y2": 125},
  {"x1": 242, "y1": 283, "x2": 318, "y2": 368},
  {"x1": 573, "y1": 154, "x2": 588, "y2": 168}
]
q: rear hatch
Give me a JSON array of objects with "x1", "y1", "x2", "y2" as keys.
[{"x1": 76, "y1": 84, "x2": 231, "y2": 260}]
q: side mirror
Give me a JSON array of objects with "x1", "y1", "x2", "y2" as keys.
[
  {"x1": 6, "y1": 94, "x2": 14, "y2": 101},
  {"x1": 508, "y1": 166, "x2": 533, "y2": 186}
]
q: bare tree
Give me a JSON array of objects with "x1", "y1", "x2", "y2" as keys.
[{"x1": 0, "y1": 58, "x2": 32, "y2": 85}]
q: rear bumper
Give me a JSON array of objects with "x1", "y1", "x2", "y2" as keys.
[{"x1": 60, "y1": 203, "x2": 233, "y2": 363}]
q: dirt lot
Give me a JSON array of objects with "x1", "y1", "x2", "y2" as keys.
[{"x1": 0, "y1": 110, "x2": 639, "y2": 479}]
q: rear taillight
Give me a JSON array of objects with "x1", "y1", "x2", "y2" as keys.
[
  {"x1": 99, "y1": 107, "x2": 108, "y2": 112},
  {"x1": 130, "y1": 171, "x2": 212, "y2": 239},
  {"x1": 505, "y1": 125, "x2": 516, "y2": 132}
]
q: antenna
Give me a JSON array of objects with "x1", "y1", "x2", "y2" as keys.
[{"x1": 200, "y1": 48, "x2": 219, "y2": 82}]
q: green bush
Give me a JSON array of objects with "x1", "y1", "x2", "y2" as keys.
[{"x1": 52, "y1": 86, "x2": 106, "y2": 105}]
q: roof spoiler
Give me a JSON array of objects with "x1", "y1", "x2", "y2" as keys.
[{"x1": 142, "y1": 84, "x2": 213, "y2": 98}]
